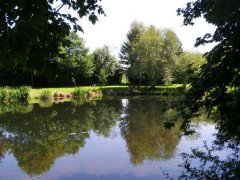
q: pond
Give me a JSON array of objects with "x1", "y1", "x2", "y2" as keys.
[{"x1": 0, "y1": 96, "x2": 236, "y2": 179}]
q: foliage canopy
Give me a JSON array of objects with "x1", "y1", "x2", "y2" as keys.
[
  {"x1": 93, "y1": 46, "x2": 121, "y2": 85},
  {"x1": 120, "y1": 21, "x2": 182, "y2": 86},
  {"x1": 178, "y1": 0, "x2": 240, "y2": 119},
  {"x1": 0, "y1": 0, "x2": 104, "y2": 75}
]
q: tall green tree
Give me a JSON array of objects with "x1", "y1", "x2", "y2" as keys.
[
  {"x1": 93, "y1": 46, "x2": 120, "y2": 85},
  {"x1": 0, "y1": 0, "x2": 104, "y2": 84},
  {"x1": 162, "y1": 29, "x2": 182, "y2": 85},
  {"x1": 174, "y1": 52, "x2": 206, "y2": 84},
  {"x1": 57, "y1": 32, "x2": 95, "y2": 86},
  {"x1": 178, "y1": 0, "x2": 240, "y2": 119},
  {"x1": 130, "y1": 25, "x2": 164, "y2": 86},
  {"x1": 119, "y1": 21, "x2": 145, "y2": 67},
  {"x1": 120, "y1": 22, "x2": 182, "y2": 86}
]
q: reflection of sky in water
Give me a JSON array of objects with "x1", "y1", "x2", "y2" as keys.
[
  {"x1": 0, "y1": 97, "x2": 232, "y2": 180},
  {"x1": 121, "y1": 99, "x2": 129, "y2": 109},
  {"x1": 0, "y1": 124, "x2": 217, "y2": 180}
]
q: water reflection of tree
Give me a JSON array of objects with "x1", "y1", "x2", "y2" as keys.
[
  {"x1": 119, "y1": 98, "x2": 182, "y2": 165},
  {"x1": 0, "y1": 100, "x2": 122, "y2": 176},
  {"x1": 0, "y1": 102, "x2": 33, "y2": 114},
  {"x1": 0, "y1": 131, "x2": 8, "y2": 162},
  {"x1": 179, "y1": 109, "x2": 240, "y2": 179}
]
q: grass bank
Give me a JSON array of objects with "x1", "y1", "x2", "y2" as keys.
[
  {"x1": 30, "y1": 84, "x2": 184, "y2": 99},
  {"x1": 30, "y1": 87, "x2": 100, "y2": 99}
]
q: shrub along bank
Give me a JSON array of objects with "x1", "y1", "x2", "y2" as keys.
[
  {"x1": 0, "y1": 86, "x2": 30, "y2": 102},
  {"x1": 0, "y1": 85, "x2": 185, "y2": 103}
]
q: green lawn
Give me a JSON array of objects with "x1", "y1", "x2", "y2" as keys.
[
  {"x1": 30, "y1": 86, "x2": 98, "y2": 99},
  {"x1": 30, "y1": 84, "x2": 184, "y2": 99}
]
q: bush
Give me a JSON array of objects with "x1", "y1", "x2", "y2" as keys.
[
  {"x1": 18, "y1": 86, "x2": 31, "y2": 100},
  {"x1": 0, "y1": 87, "x2": 7, "y2": 101},
  {"x1": 0, "y1": 86, "x2": 30, "y2": 102},
  {"x1": 7, "y1": 90, "x2": 19, "y2": 101},
  {"x1": 72, "y1": 88, "x2": 86, "y2": 99}
]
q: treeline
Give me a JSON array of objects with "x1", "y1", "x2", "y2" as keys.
[
  {"x1": 0, "y1": 32, "x2": 122, "y2": 87},
  {"x1": 0, "y1": 21, "x2": 205, "y2": 87},
  {"x1": 120, "y1": 21, "x2": 206, "y2": 86}
]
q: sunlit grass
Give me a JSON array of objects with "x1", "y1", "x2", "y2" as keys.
[
  {"x1": 30, "y1": 84, "x2": 185, "y2": 99},
  {"x1": 30, "y1": 87, "x2": 99, "y2": 99}
]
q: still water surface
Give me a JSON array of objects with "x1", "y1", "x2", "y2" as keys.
[{"x1": 0, "y1": 97, "x2": 216, "y2": 179}]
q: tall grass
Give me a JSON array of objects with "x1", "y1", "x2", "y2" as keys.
[
  {"x1": 0, "y1": 88, "x2": 7, "y2": 100},
  {"x1": 71, "y1": 88, "x2": 86, "y2": 106},
  {"x1": 0, "y1": 86, "x2": 30, "y2": 102}
]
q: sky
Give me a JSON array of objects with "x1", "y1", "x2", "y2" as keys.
[{"x1": 64, "y1": 0, "x2": 216, "y2": 57}]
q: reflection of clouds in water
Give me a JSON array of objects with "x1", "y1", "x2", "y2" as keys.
[
  {"x1": 120, "y1": 112, "x2": 128, "y2": 119},
  {"x1": 120, "y1": 98, "x2": 129, "y2": 119},
  {"x1": 121, "y1": 98, "x2": 129, "y2": 110}
]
